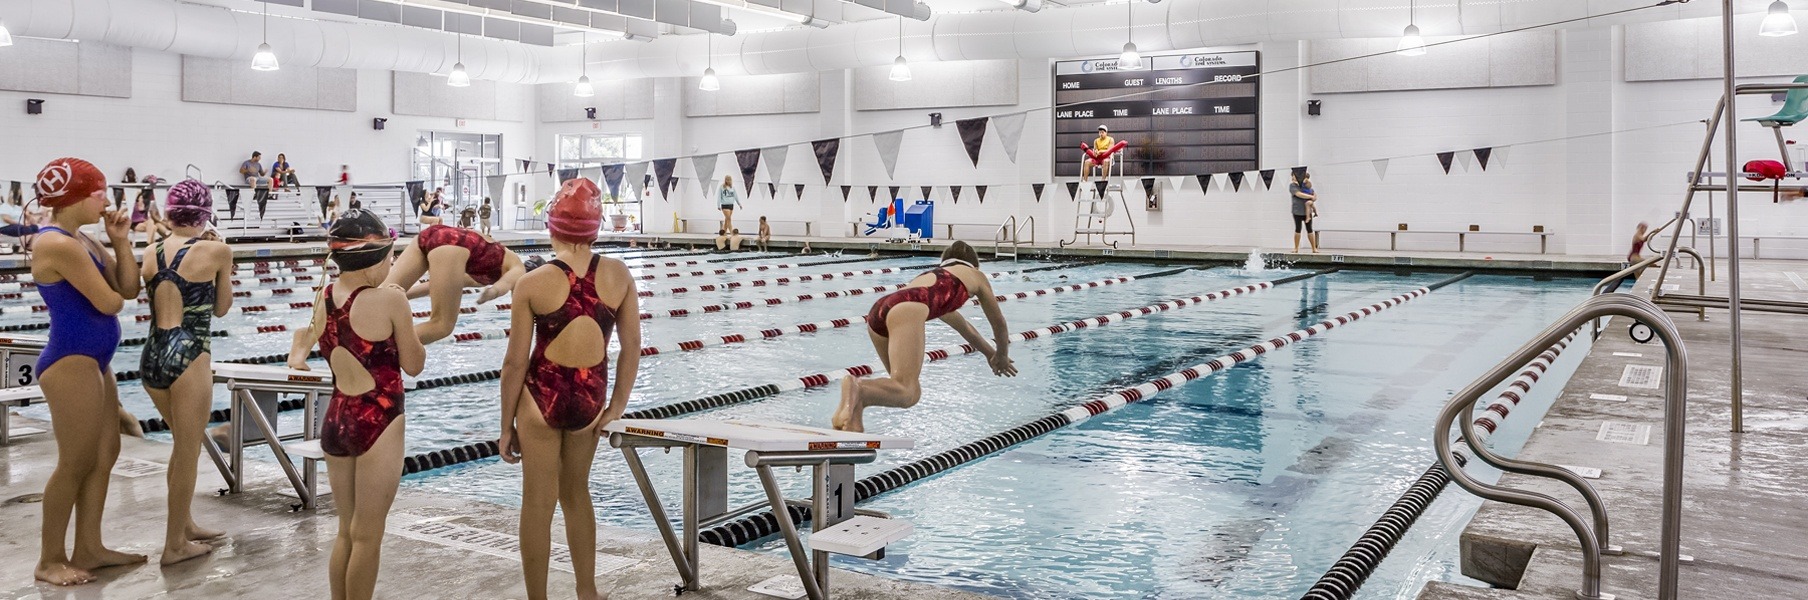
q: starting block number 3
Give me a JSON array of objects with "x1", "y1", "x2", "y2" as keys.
[{"x1": 6, "y1": 355, "x2": 34, "y2": 387}]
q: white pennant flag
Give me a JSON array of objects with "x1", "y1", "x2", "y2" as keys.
[
  {"x1": 992, "y1": 113, "x2": 1028, "y2": 164},
  {"x1": 763, "y1": 145, "x2": 789, "y2": 183},
  {"x1": 873, "y1": 130, "x2": 905, "y2": 180},
  {"x1": 691, "y1": 153, "x2": 719, "y2": 194},
  {"x1": 1372, "y1": 159, "x2": 1391, "y2": 181},
  {"x1": 625, "y1": 162, "x2": 649, "y2": 194},
  {"x1": 1493, "y1": 145, "x2": 1512, "y2": 169},
  {"x1": 1456, "y1": 152, "x2": 1473, "y2": 173},
  {"x1": 1169, "y1": 176, "x2": 1187, "y2": 191}
]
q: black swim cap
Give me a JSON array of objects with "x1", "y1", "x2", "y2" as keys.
[{"x1": 327, "y1": 209, "x2": 394, "y2": 271}]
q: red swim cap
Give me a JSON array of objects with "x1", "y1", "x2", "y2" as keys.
[
  {"x1": 548, "y1": 178, "x2": 603, "y2": 244},
  {"x1": 34, "y1": 157, "x2": 107, "y2": 208}
]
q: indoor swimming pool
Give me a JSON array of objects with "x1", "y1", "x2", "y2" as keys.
[{"x1": 9, "y1": 248, "x2": 1595, "y2": 599}]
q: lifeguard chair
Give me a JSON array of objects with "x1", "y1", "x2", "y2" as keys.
[{"x1": 1062, "y1": 148, "x2": 1137, "y2": 249}]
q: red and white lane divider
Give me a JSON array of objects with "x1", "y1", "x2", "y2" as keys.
[
  {"x1": 1458, "y1": 332, "x2": 1576, "y2": 461},
  {"x1": 1055, "y1": 287, "x2": 1434, "y2": 428},
  {"x1": 647, "y1": 268, "x2": 1038, "y2": 320},
  {"x1": 632, "y1": 261, "x2": 819, "y2": 281},
  {"x1": 650, "y1": 264, "x2": 934, "y2": 298},
  {"x1": 750, "y1": 279, "x2": 1286, "y2": 396}
]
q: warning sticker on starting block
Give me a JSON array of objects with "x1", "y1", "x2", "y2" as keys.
[{"x1": 808, "y1": 441, "x2": 881, "y2": 451}]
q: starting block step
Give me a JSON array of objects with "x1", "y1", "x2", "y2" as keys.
[
  {"x1": 808, "y1": 516, "x2": 912, "y2": 557},
  {"x1": 283, "y1": 439, "x2": 327, "y2": 460}
]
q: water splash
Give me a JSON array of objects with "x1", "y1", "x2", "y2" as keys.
[{"x1": 1243, "y1": 250, "x2": 1266, "y2": 272}]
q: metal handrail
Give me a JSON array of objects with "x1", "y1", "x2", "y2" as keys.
[
  {"x1": 1435, "y1": 293, "x2": 1688, "y2": 600},
  {"x1": 993, "y1": 216, "x2": 1017, "y2": 258},
  {"x1": 1666, "y1": 247, "x2": 1708, "y2": 322},
  {"x1": 1592, "y1": 255, "x2": 1665, "y2": 340},
  {"x1": 1015, "y1": 215, "x2": 1036, "y2": 248}
]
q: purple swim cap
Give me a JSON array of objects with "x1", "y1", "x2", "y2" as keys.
[{"x1": 165, "y1": 179, "x2": 214, "y2": 227}]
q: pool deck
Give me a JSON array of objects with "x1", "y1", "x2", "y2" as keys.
[
  {"x1": 1419, "y1": 258, "x2": 1808, "y2": 599},
  {"x1": 0, "y1": 419, "x2": 992, "y2": 599},
  {"x1": 0, "y1": 229, "x2": 1630, "y2": 275}
]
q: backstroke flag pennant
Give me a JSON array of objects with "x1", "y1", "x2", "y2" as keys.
[
  {"x1": 1493, "y1": 145, "x2": 1512, "y2": 169},
  {"x1": 956, "y1": 117, "x2": 989, "y2": 167},
  {"x1": 976, "y1": 185, "x2": 988, "y2": 203},
  {"x1": 888, "y1": 186, "x2": 902, "y2": 201},
  {"x1": 868, "y1": 186, "x2": 880, "y2": 201},
  {"x1": 691, "y1": 153, "x2": 719, "y2": 194},
  {"x1": 993, "y1": 113, "x2": 1028, "y2": 164},
  {"x1": 1032, "y1": 183, "x2": 1045, "y2": 201},
  {"x1": 841, "y1": 185, "x2": 852, "y2": 201},
  {"x1": 763, "y1": 145, "x2": 789, "y2": 182},
  {"x1": 1094, "y1": 180, "x2": 1107, "y2": 197},
  {"x1": 873, "y1": 131, "x2": 904, "y2": 180},
  {"x1": 1456, "y1": 151, "x2": 1473, "y2": 172},
  {"x1": 1065, "y1": 181, "x2": 1080, "y2": 200},
  {"x1": 1474, "y1": 147, "x2": 1493, "y2": 171},
  {"x1": 1169, "y1": 176, "x2": 1186, "y2": 192},
  {"x1": 951, "y1": 186, "x2": 963, "y2": 203},
  {"x1": 812, "y1": 138, "x2": 842, "y2": 184},
  {"x1": 1197, "y1": 174, "x2": 1214, "y2": 193},
  {"x1": 736, "y1": 149, "x2": 761, "y2": 195},
  {"x1": 1228, "y1": 172, "x2": 1245, "y2": 191},
  {"x1": 1437, "y1": 152, "x2": 1456, "y2": 174},
  {"x1": 487, "y1": 175, "x2": 507, "y2": 203},
  {"x1": 767, "y1": 183, "x2": 777, "y2": 199},
  {"x1": 654, "y1": 159, "x2": 676, "y2": 198},
  {"x1": 625, "y1": 162, "x2": 649, "y2": 195},
  {"x1": 580, "y1": 167, "x2": 603, "y2": 187},
  {"x1": 794, "y1": 184, "x2": 806, "y2": 199},
  {"x1": 920, "y1": 185, "x2": 933, "y2": 201},
  {"x1": 1372, "y1": 159, "x2": 1390, "y2": 180},
  {"x1": 559, "y1": 168, "x2": 579, "y2": 183},
  {"x1": 1259, "y1": 169, "x2": 1276, "y2": 190},
  {"x1": 601, "y1": 164, "x2": 625, "y2": 198},
  {"x1": 1141, "y1": 178, "x2": 1157, "y2": 199}
]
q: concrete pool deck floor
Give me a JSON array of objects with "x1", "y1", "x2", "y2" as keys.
[
  {"x1": 1419, "y1": 258, "x2": 1808, "y2": 599},
  {"x1": 0, "y1": 417, "x2": 992, "y2": 599}
]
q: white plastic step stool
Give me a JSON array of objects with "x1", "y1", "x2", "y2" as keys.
[{"x1": 807, "y1": 516, "x2": 913, "y2": 557}]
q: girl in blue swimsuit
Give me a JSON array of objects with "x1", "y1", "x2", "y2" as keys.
[
  {"x1": 28, "y1": 157, "x2": 146, "y2": 586},
  {"x1": 137, "y1": 179, "x2": 234, "y2": 565}
]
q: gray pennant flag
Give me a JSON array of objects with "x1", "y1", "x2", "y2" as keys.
[
  {"x1": 763, "y1": 145, "x2": 789, "y2": 183},
  {"x1": 486, "y1": 175, "x2": 507, "y2": 204},
  {"x1": 873, "y1": 130, "x2": 905, "y2": 180},
  {"x1": 691, "y1": 153, "x2": 719, "y2": 194},
  {"x1": 993, "y1": 112, "x2": 1027, "y2": 164},
  {"x1": 1372, "y1": 159, "x2": 1391, "y2": 181},
  {"x1": 625, "y1": 162, "x2": 649, "y2": 195},
  {"x1": 580, "y1": 166, "x2": 603, "y2": 184}
]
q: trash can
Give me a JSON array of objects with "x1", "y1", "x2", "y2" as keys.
[{"x1": 903, "y1": 201, "x2": 934, "y2": 240}]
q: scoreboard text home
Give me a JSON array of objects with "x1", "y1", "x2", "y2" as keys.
[{"x1": 1053, "y1": 51, "x2": 1261, "y2": 178}]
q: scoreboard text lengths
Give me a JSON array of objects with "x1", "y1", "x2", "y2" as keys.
[{"x1": 1053, "y1": 51, "x2": 1260, "y2": 178}]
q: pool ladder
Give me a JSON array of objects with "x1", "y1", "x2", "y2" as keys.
[
  {"x1": 993, "y1": 215, "x2": 1035, "y2": 260},
  {"x1": 1433, "y1": 292, "x2": 1688, "y2": 600}
]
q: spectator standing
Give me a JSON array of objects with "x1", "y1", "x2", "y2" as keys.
[
  {"x1": 1289, "y1": 171, "x2": 1319, "y2": 254},
  {"x1": 118, "y1": 168, "x2": 137, "y2": 211},
  {"x1": 458, "y1": 205, "x2": 477, "y2": 230},
  {"x1": 479, "y1": 198, "x2": 493, "y2": 236}
]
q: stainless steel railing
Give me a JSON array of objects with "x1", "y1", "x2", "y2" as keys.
[{"x1": 1435, "y1": 293, "x2": 1688, "y2": 600}]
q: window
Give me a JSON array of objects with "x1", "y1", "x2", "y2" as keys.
[
  {"x1": 555, "y1": 132, "x2": 648, "y2": 234},
  {"x1": 410, "y1": 131, "x2": 503, "y2": 209}
]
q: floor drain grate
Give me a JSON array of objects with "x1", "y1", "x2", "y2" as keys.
[
  {"x1": 1618, "y1": 364, "x2": 1662, "y2": 390},
  {"x1": 111, "y1": 457, "x2": 168, "y2": 478},
  {"x1": 1597, "y1": 421, "x2": 1652, "y2": 445},
  {"x1": 389, "y1": 515, "x2": 637, "y2": 575}
]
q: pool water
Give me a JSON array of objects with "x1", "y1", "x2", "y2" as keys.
[{"x1": 10, "y1": 250, "x2": 1595, "y2": 599}]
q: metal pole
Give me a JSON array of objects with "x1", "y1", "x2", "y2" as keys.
[
  {"x1": 1720, "y1": 0, "x2": 1744, "y2": 437},
  {"x1": 1704, "y1": 119, "x2": 1717, "y2": 282}
]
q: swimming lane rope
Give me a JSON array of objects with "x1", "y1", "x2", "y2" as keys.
[{"x1": 696, "y1": 271, "x2": 1469, "y2": 548}]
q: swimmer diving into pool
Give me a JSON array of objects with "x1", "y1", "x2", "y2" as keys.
[
  {"x1": 383, "y1": 222, "x2": 528, "y2": 344},
  {"x1": 833, "y1": 241, "x2": 1016, "y2": 433}
]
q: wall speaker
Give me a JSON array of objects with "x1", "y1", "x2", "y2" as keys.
[
  {"x1": 585, "y1": 107, "x2": 598, "y2": 120},
  {"x1": 26, "y1": 99, "x2": 44, "y2": 115},
  {"x1": 929, "y1": 112, "x2": 943, "y2": 128},
  {"x1": 1306, "y1": 100, "x2": 1321, "y2": 116},
  {"x1": 372, "y1": 118, "x2": 388, "y2": 130}
]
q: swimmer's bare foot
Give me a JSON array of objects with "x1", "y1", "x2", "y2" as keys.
[
  {"x1": 186, "y1": 523, "x2": 225, "y2": 541},
  {"x1": 832, "y1": 376, "x2": 857, "y2": 431},
  {"x1": 160, "y1": 541, "x2": 213, "y2": 565},
  {"x1": 35, "y1": 561, "x2": 95, "y2": 586},
  {"x1": 71, "y1": 547, "x2": 146, "y2": 571}
]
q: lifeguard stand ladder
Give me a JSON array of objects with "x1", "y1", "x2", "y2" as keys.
[{"x1": 1060, "y1": 157, "x2": 1136, "y2": 249}]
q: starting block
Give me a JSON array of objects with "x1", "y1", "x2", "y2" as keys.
[
  {"x1": 606, "y1": 419, "x2": 914, "y2": 600},
  {"x1": 0, "y1": 335, "x2": 47, "y2": 445},
  {"x1": 204, "y1": 362, "x2": 333, "y2": 510}
]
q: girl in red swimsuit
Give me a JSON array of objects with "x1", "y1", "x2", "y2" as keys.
[
  {"x1": 833, "y1": 241, "x2": 1017, "y2": 433},
  {"x1": 288, "y1": 209, "x2": 426, "y2": 600},
  {"x1": 385, "y1": 222, "x2": 527, "y2": 344},
  {"x1": 498, "y1": 178, "x2": 640, "y2": 600}
]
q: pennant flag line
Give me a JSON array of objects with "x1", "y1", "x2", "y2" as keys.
[
  {"x1": 794, "y1": 184, "x2": 806, "y2": 200},
  {"x1": 1141, "y1": 178, "x2": 1157, "y2": 199},
  {"x1": 868, "y1": 186, "x2": 880, "y2": 202},
  {"x1": 1259, "y1": 169, "x2": 1276, "y2": 190},
  {"x1": 993, "y1": 113, "x2": 1027, "y2": 164},
  {"x1": 625, "y1": 162, "x2": 649, "y2": 195},
  {"x1": 1456, "y1": 151, "x2": 1473, "y2": 173},
  {"x1": 976, "y1": 185, "x2": 988, "y2": 203},
  {"x1": 920, "y1": 185, "x2": 933, "y2": 201},
  {"x1": 1093, "y1": 180, "x2": 1108, "y2": 198},
  {"x1": 767, "y1": 182, "x2": 777, "y2": 199},
  {"x1": 1474, "y1": 147, "x2": 1493, "y2": 171},
  {"x1": 1372, "y1": 159, "x2": 1390, "y2": 181},
  {"x1": 956, "y1": 117, "x2": 989, "y2": 167},
  {"x1": 1437, "y1": 152, "x2": 1456, "y2": 174},
  {"x1": 735, "y1": 149, "x2": 761, "y2": 195},
  {"x1": 653, "y1": 159, "x2": 677, "y2": 199},
  {"x1": 1065, "y1": 181, "x2": 1080, "y2": 200},
  {"x1": 951, "y1": 186, "x2": 963, "y2": 203},
  {"x1": 1228, "y1": 172, "x2": 1245, "y2": 191},
  {"x1": 601, "y1": 164, "x2": 625, "y2": 198},
  {"x1": 691, "y1": 154, "x2": 719, "y2": 194},
  {"x1": 1032, "y1": 183, "x2": 1045, "y2": 201},
  {"x1": 763, "y1": 145, "x2": 789, "y2": 183},
  {"x1": 813, "y1": 138, "x2": 841, "y2": 184},
  {"x1": 1168, "y1": 176, "x2": 1186, "y2": 192},
  {"x1": 873, "y1": 131, "x2": 904, "y2": 180},
  {"x1": 888, "y1": 186, "x2": 902, "y2": 201},
  {"x1": 841, "y1": 185, "x2": 852, "y2": 201},
  {"x1": 1196, "y1": 174, "x2": 1214, "y2": 193}
]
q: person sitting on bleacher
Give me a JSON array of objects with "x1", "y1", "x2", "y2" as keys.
[
  {"x1": 239, "y1": 151, "x2": 272, "y2": 219},
  {"x1": 271, "y1": 153, "x2": 298, "y2": 190}
]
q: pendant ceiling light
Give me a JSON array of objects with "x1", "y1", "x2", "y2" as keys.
[
  {"x1": 573, "y1": 39, "x2": 594, "y2": 97},
  {"x1": 1118, "y1": 0, "x2": 1141, "y2": 69},
  {"x1": 0, "y1": 18, "x2": 15, "y2": 48},
  {"x1": 447, "y1": 33, "x2": 470, "y2": 87},
  {"x1": 890, "y1": 17, "x2": 912, "y2": 82},
  {"x1": 1397, "y1": 0, "x2": 1426, "y2": 56},
  {"x1": 251, "y1": 2, "x2": 279, "y2": 70},
  {"x1": 699, "y1": 34, "x2": 720, "y2": 91},
  {"x1": 1760, "y1": 0, "x2": 1799, "y2": 37}
]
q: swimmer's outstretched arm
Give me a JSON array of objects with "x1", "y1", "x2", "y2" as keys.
[
  {"x1": 476, "y1": 255, "x2": 528, "y2": 304},
  {"x1": 970, "y1": 278, "x2": 1016, "y2": 376}
]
